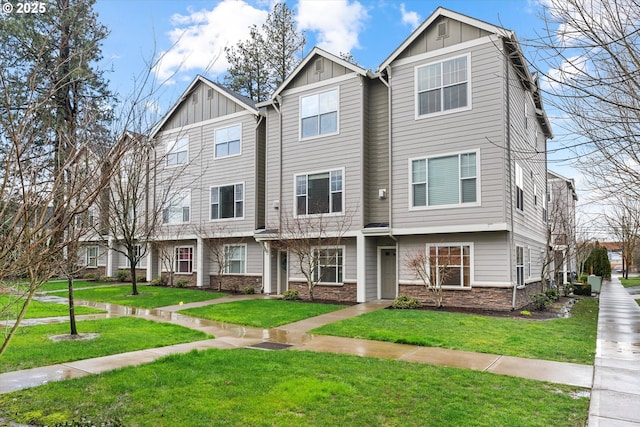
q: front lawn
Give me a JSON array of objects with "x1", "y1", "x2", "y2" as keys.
[
  {"x1": 49, "y1": 285, "x2": 226, "y2": 308},
  {"x1": 0, "y1": 349, "x2": 589, "y2": 427},
  {"x1": 37, "y1": 280, "x2": 119, "y2": 292},
  {"x1": 620, "y1": 276, "x2": 640, "y2": 288},
  {"x1": 0, "y1": 295, "x2": 105, "y2": 319},
  {"x1": 0, "y1": 317, "x2": 211, "y2": 373},
  {"x1": 312, "y1": 298, "x2": 598, "y2": 364},
  {"x1": 179, "y1": 299, "x2": 345, "y2": 328}
]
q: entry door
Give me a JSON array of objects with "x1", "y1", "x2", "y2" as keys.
[{"x1": 380, "y1": 249, "x2": 397, "y2": 299}]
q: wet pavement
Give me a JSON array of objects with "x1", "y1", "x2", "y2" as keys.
[
  {"x1": 588, "y1": 277, "x2": 640, "y2": 426},
  {"x1": 8, "y1": 282, "x2": 640, "y2": 425}
]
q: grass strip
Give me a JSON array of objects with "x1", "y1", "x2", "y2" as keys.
[
  {"x1": 179, "y1": 299, "x2": 345, "y2": 328},
  {"x1": 0, "y1": 317, "x2": 211, "y2": 373},
  {"x1": 0, "y1": 349, "x2": 589, "y2": 427},
  {"x1": 312, "y1": 298, "x2": 598, "y2": 364},
  {"x1": 619, "y1": 276, "x2": 640, "y2": 288},
  {"x1": 0, "y1": 295, "x2": 104, "y2": 319},
  {"x1": 49, "y1": 285, "x2": 226, "y2": 308},
  {"x1": 37, "y1": 280, "x2": 121, "y2": 292}
]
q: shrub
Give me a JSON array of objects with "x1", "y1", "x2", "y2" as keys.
[
  {"x1": 136, "y1": 275, "x2": 146, "y2": 283},
  {"x1": 83, "y1": 273, "x2": 97, "y2": 281},
  {"x1": 99, "y1": 276, "x2": 113, "y2": 282},
  {"x1": 531, "y1": 293, "x2": 551, "y2": 311},
  {"x1": 391, "y1": 295, "x2": 422, "y2": 309},
  {"x1": 562, "y1": 283, "x2": 573, "y2": 297},
  {"x1": 282, "y1": 289, "x2": 299, "y2": 300},
  {"x1": 520, "y1": 310, "x2": 531, "y2": 316},
  {"x1": 175, "y1": 279, "x2": 190, "y2": 288},
  {"x1": 242, "y1": 286, "x2": 255, "y2": 294},
  {"x1": 149, "y1": 278, "x2": 164, "y2": 287},
  {"x1": 115, "y1": 270, "x2": 129, "y2": 282},
  {"x1": 545, "y1": 288, "x2": 560, "y2": 302},
  {"x1": 573, "y1": 283, "x2": 592, "y2": 296},
  {"x1": 579, "y1": 274, "x2": 589, "y2": 284}
]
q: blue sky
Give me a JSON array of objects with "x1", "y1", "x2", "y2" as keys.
[{"x1": 94, "y1": 0, "x2": 599, "y2": 231}]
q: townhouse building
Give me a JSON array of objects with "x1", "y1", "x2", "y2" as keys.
[
  {"x1": 81, "y1": 8, "x2": 554, "y2": 310},
  {"x1": 547, "y1": 170, "x2": 578, "y2": 284}
]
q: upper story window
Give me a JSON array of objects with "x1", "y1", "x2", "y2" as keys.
[
  {"x1": 516, "y1": 246, "x2": 524, "y2": 286},
  {"x1": 215, "y1": 124, "x2": 241, "y2": 158},
  {"x1": 296, "y1": 170, "x2": 343, "y2": 216},
  {"x1": 211, "y1": 183, "x2": 244, "y2": 220},
  {"x1": 411, "y1": 152, "x2": 477, "y2": 208},
  {"x1": 163, "y1": 190, "x2": 190, "y2": 224},
  {"x1": 167, "y1": 136, "x2": 188, "y2": 166},
  {"x1": 515, "y1": 163, "x2": 524, "y2": 211},
  {"x1": 300, "y1": 89, "x2": 338, "y2": 139},
  {"x1": 416, "y1": 54, "x2": 470, "y2": 117}
]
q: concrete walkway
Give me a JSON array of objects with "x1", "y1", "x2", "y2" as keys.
[
  {"x1": 588, "y1": 277, "x2": 640, "y2": 426},
  {"x1": 0, "y1": 294, "x2": 595, "y2": 395}
]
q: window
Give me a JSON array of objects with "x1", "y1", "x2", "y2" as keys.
[
  {"x1": 86, "y1": 246, "x2": 99, "y2": 267},
  {"x1": 300, "y1": 89, "x2": 338, "y2": 139},
  {"x1": 516, "y1": 163, "x2": 524, "y2": 211},
  {"x1": 533, "y1": 183, "x2": 538, "y2": 206},
  {"x1": 411, "y1": 152, "x2": 477, "y2": 208},
  {"x1": 417, "y1": 54, "x2": 469, "y2": 116},
  {"x1": 163, "y1": 190, "x2": 190, "y2": 224},
  {"x1": 175, "y1": 247, "x2": 193, "y2": 273},
  {"x1": 313, "y1": 247, "x2": 343, "y2": 284},
  {"x1": 224, "y1": 245, "x2": 246, "y2": 274},
  {"x1": 428, "y1": 244, "x2": 471, "y2": 287},
  {"x1": 167, "y1": 136, "x2": 188, "y2": 166},
  {"x1": 214, "y1": 124, "x2": 241, "y2": 158},
  {"x1": 543, "y1": 191, "x2": 548, "y2": 222},
  {"x1": 516, "y1": 246, "x2": 524, "y2": 286},
  {"x1": 125, "y1": 245, "x2": 142, "y2": 268},
  {"x1": 527, "y1": 248, "x2": 532, "y2": 279},
  {"x1": 211, "y1": 184, "x2": 243, "y2": 220},
  {"x1": 296, "y1": 170, "x2": 342, "y2": 215}
]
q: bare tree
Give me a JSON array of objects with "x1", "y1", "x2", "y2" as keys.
[
  {"x1": 405, "y1": 248, "x2": 455, "y2": 308},
  {"x1": 606, "y1": 198, "x2": 640, "y2": 279},
  {"x1": 271, "y1": 211, "x2": 352, "y2": 301},
  {"x1": 530, "y1": 0, "x2": 640, "y2": 199}
]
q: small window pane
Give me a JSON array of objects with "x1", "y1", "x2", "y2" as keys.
[
  {"x1": 428, "y1": 155, "x2": 458, "y2": 205},
  {"x1": 319, "y1": 90, "x2": 338, "y2": 114},
  {"x1": 330, "y1": 170, "x2": 342, "y2": 192},
  {"x1": 319, "y1": 112, "x2": 337, "y2": 134},
  {"x1": 296, "y1": 176, "x2": 307, "y2": 196},
  {"x1": 301, "y1": 95, "x2": 318, "y2": 118},
  {"x1": 413, "y1": 183, "x2": 427, "y2": 207},
  {"x1": 302, "y1": 117, "x2": 318, "y2": 138},
  {"x1": 419, "y1": 90, "x2": 441, "y2": 115},
  {"x1": 461, "y1": 178, "x2": 477, "y2": 203},
  {"x1": 228, "y1": 140, "x2": 240, "y2": 155},
  {"x1": 443, "y1": 83, "x2": 467, "y2": 111}
]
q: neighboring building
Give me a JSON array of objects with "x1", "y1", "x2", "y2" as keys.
[
  {"x1": 82, "y1": 8, "x2": 553, "y2": 310},
  {"x1": 547, "y1": 170, "x2": 578, "y2": 284}
]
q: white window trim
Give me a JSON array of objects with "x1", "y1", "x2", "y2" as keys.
[
  {"x1": 408, "y1": 149, "x2": 481, "y2": 211},
  {"x1": 293, "y1": 167, "x2": 345, "y2": 218},
  {"x1": 223, "y1": 243, "x2": 247, "y2": 275},
  {"x1": 527, "y1": 247, "x2": 532, "y2": 279},
  {"x1": 312, "y1": 245, "x2": 345, "y2": 285},
  {"x1": 299, "y1": 87, "x2": 340, "y2": 141},
  {"x1": 515, "y1": 163, "x2": 524, "y2": 212},
  {"x1": 86, "y1": 246, "x2": 99, "y2": 268},
  {"x1": 415, "y1": 53, "x2": 472, "y2": 120},
  {"x1": 516, "y1": 245, "x2": 525, "y2": 286},
  {"x1": 425, "y1": 242, "x2": 474, "y2": 288},
  {"x1": 163, "y1": 189, "x2": 191, "y2": 225},
  {"x1": 175, "y1": 246, "x2": 194, "y2": 274},
  {"x1": 210, "y1": 182, "x2": 245, "y2": 221},
  {"x1": 213, "y1": 123, "x2": 242, "y2": 160},
  {"x1": 166, "y1": 136, "x2": 189, "y2": 167}
]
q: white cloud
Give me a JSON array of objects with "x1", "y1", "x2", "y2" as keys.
[
  {"x1": 153, "y1": 1, "x2": 268, "y2": 83},
  {"x1": 400, "y1": 3, "x2": 420, "y2": 29},
  {"x1": 297, "y1": 0, "x2": 368, "y2": 56},
  {"x1": 542, "y1": 55, "x2": 589, "y2": 92}
]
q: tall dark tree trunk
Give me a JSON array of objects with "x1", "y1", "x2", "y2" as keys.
[{"x1": 67, "y1": 275, "x2": 78, "y2": 335}]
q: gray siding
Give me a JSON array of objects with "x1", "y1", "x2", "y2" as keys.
[
  {"x1": 389, "y1": 39, "x2": 507, "y2": 229},
  {"x1": 207, "y1": 239, "x2": 263, "y2": 275},
  {"x1": 365, "y1": 79, "x2": 390, "y2": 225}
]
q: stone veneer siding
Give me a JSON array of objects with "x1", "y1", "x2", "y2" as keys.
[
  {"x1": 209, "y1": 275, "x2": 263, "y2": 292},
  {"x1": 288, "y1": 282, "x2": 357, "y2": 302},
  {"x1": 162, "y1": 272, "x2": 197, "y2": 287},
  {"x1": 398, "y1": 281, "x2": 544, "y2": 311}
]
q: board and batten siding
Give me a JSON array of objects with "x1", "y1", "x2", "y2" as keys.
[
  {"x1": 365, "y1": 79, "x2": 390, "y2": 225},
  {"x1": 274, "y1": 73, "x2": 364, "y2": 232},
  {"x1": 287, "y1": 55, "x2": 352, "y2": 89},
  {"x1": 389, "y1": 38, "x2": 507, "y2": 230}
]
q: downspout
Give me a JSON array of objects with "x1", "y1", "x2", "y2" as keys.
[{"x1": 505, "y1": 40, "x2": 517, "y2": 310}]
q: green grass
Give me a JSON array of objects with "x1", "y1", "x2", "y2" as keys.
[
  {"x1": 37, "y1": 280, "x2": 120, "y2": 292},
  {"x1": 0, "y1": 294, "x2": 104, "y2": 319},
  {"x1": 0, "y1": 349, "x2": 589, "y2": 427},
  {"x1": 179, "y1": 299, "x2": 345, "y2": 328},
  {"x1": 312, "y1": 298, "x2": 598, "y2": 364},
  {"x1": 0, "y1": 317, "x2": 211, "y2": 373},
  {"x1": 49, "y1": 285, "x2": 226, "y2": 308},
  {"x1": 619, "y1": 276, "x2": 640, "y2": 288}
]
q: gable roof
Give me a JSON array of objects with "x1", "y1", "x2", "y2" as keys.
[
  {"x1": 378, "y1": 7, "x2": 512, "y2": 72},
  {"x1": 150, "y1": 75, "x2": 259, "y2": 138},
  {"x1": 259, "y1": 47, "x2": 372, "y2": 106}
]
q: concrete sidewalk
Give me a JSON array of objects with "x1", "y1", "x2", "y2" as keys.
[
  {"x1": 588, "y1": 277, "x2": 640, "y2": 426},
  {"x1": 0, "y1": 295, "x2": 594, "y2": 395}
]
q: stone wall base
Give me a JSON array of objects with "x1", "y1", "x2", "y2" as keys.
[
  {"x1": 398, "y1": 282, "x2": 544, "y2": 311},
  {"x1": 161, "y1": 272, "x2": 197, "y2": 287},
  {"x1": 288, "y1": 282, "x2": 357, "y2": 302},
  {"x1": 209, "y1": 275, "x2": 263, "y2": 293}
]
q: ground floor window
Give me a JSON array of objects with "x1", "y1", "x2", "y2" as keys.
[
  {"x1": 224, "y1": 245, "x2": 246, "y2": 274},
  {"x1": 125, "y1": 244, "x2": 142, "y2": 268},
  {"x1": 516, "y1": 246, "x2": 524, "y2": 286},
  {"x1": 312, "y1": 247, "x2": 343, "y2": 283},
  {"x1": 175, "y1": 247, "x2": 193, "y2": 273},
  {"x1": 86, "y1": 246, "x2": 99, "y2": 267},
  {"x1": 427, "y1": 244, "x2": 471, "y2": 287}
]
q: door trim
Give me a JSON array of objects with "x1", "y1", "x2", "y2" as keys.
[{"x1": 377, "y1": 246, "x2": 397, "y2": 299}]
